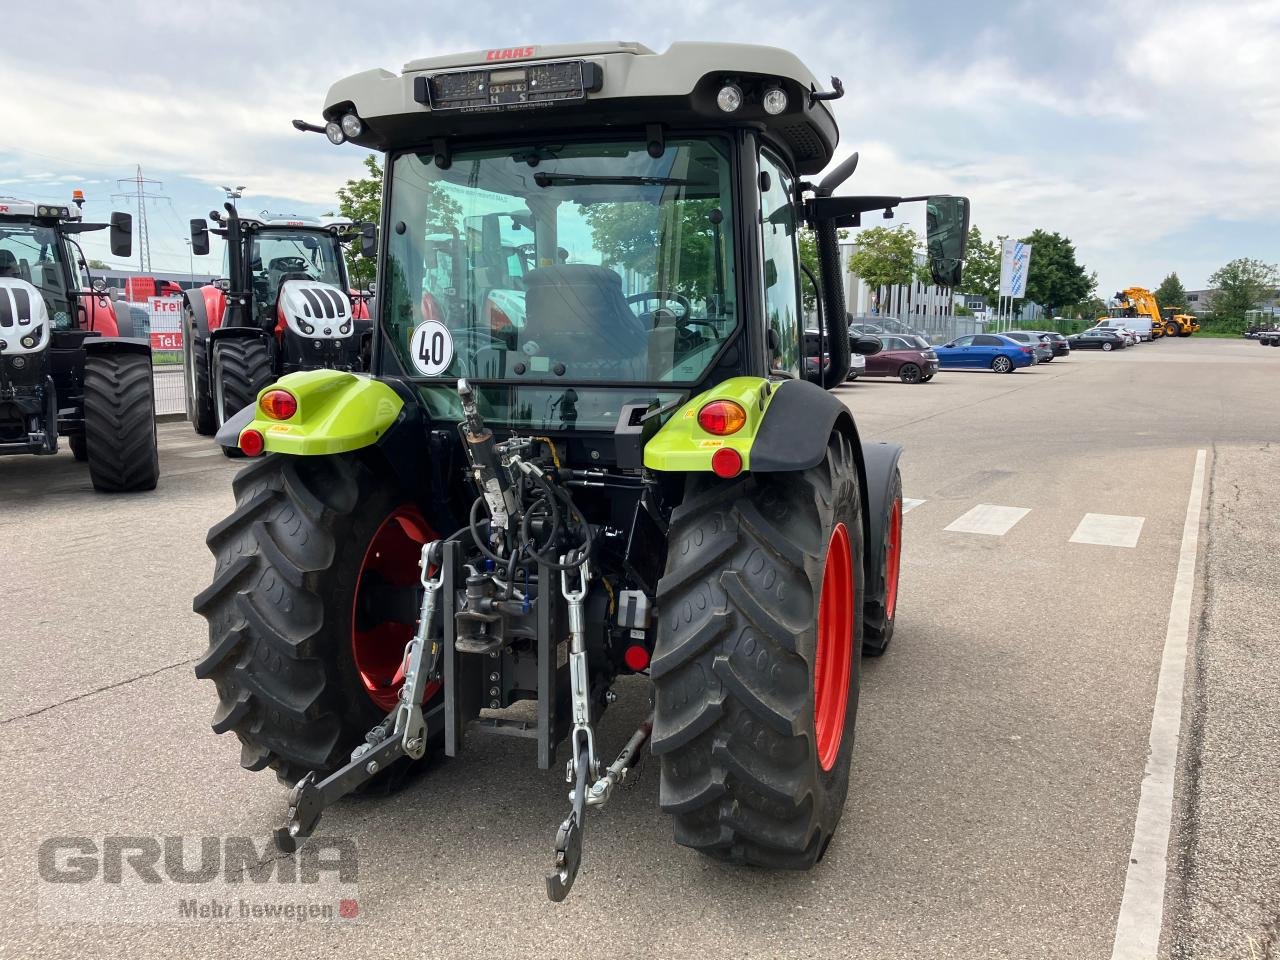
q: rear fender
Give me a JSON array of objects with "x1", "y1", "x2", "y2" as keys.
[
  {"x1": 79, "y1": 293, "x2": 120, "y2": 336},
  {"x1": 216, "y1": 369, "x2": 406, "y2": 456},
  {"x1": 197, "y1": 285, "x2": 227, "y2": 334}
]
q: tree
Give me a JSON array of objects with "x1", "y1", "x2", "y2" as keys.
[
  {"x1": 335, "y1": 154, "x2": 383, "y2": 287},
  {"x1": 1153, "y1": 272, "x2": 1188, "y2": 312},
  {"x1": 796, "y1": 227, "x2": 848, "y2": 312},
  {"x1": 87, "y1": 258, "x2": 109, "y2": 269},
  {"x1": 1207, "y1": 257, "x2": 1278, "y2": 327},
  {"x1": 846, "y1": 225, "x2": 927, "y2": 290},
  {"x1": 959, "y1": 225, "x2": 999, "y2": 303},
  {"x1": 1018, "y1": 228, "x2": 1095, "y2": 315},
  {"x1": 583, "y1": 198, "x2": 724, "y2": 301}
]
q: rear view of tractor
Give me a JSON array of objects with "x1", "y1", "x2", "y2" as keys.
[
  {"x1": 181, "y1": 209, "x2": 371, "y2": 437},
  {"x1": 193, "y1": 41, "x2": 967, "y2": 900},
  {"x1": 0, "y1": 194, "x2": 159, "y2": 491}
]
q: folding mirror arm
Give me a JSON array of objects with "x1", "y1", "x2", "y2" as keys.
[{"x1": 292, "y1": 119, "x2": 327, "y2": 135}]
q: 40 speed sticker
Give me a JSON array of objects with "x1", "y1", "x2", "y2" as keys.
[{"x1": 409, "y1": 320, "x2": 454, "y2": 376}]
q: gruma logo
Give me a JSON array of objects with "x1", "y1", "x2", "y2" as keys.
[
  {"x1": 36, "y1": 834, "x2": 360, "y2": 924},
  {"x1": 486, "y1": 46, "x2": 535, "y2": 61}
]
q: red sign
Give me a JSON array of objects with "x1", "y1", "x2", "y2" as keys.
[
  {"x1": 486, "y1": 46, "x2": 535, "y2": 61},
  {"x1": 151, "y1": 331, "x2": 183, "y2": 350}
]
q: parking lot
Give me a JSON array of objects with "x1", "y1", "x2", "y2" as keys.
[{"x1": 1, "y1": 336, "x2": 1276, "y2": 958}]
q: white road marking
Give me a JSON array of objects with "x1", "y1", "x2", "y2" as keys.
[
  {"x1": 944, "y1": 503, "x2": 1030, "y2": 536},
  {"x1": 902, "y1": 498, "x2": 926, "y2": 514},
  {"x1": 1071, "y1": 513, "x2": 1146, "y2": 548},
  {"x1": 1110, "y1": 449, "x2": 1207, "y2": 960}
]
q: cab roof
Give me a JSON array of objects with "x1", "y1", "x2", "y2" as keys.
[
  {"x1": 0, "y1": 197, "x2": 81, "y2": 221},
  {"x1": 322, "y1": 41, "x2": 841, "y2": 174}
]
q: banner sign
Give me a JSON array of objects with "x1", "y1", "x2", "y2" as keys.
[
  {"x1": 146, "y1": 296, "x2": 183, "y2": 350},
  {"x1": 999, "y1": 240, "x2": 1032, "y2": 299}
]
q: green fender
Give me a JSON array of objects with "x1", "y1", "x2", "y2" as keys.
[
  {"x1": 234, "y1": 369, "x2": 404, "y2": 456},
  {"x1": 643, "y1": 376, "x2": 774, "y2": 472}
]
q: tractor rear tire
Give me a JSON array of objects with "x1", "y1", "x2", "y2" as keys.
[
  {"x1": 185, "y1": 327, "x2": 216, "y2": 436},
  {"x1": 83, "y1": 352, "x2": 159, "y2": 492},
  {"x1": 862, "y1": 468, "x2": 903, "y2": 657},
  {"x1": 652, "y1": 433, "x2": 865, "y2": 868},
  {"x1": 193, "y1": 452, "x2": 440, "y2": 786}
]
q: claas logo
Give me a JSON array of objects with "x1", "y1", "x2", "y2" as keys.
[{"x1": 486, "y1": 46, "x2": 535, "y2": 61}]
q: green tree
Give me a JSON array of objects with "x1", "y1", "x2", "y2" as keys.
[
  {"x1": 1153, "y1": 272, "x2": 1188, "y2": 312},
  {"x1": 1207, "y1": 257, "x2": 1278, "y2": 328},
  {"x1": 335, "y1": 154, "x2": 383, "y2": 287},
  {"x1": 846, "y1": 225, "x2": 928, "y2": 290},
  {"x1": 583, "y1": 199, "x2": 723, "y2": 300},
  {"x1": 959, "y1": 225, "x2": 999, "y2": 303},
  {"x1": 1018, "y1": 228, "x2": 1095, "y2": 315},
  {"x1": 796, "y1": 227, "x2": 848, "y2": 312},
  {"x1": 87, "y1": 258, "x2": 109, "y2": 269}
]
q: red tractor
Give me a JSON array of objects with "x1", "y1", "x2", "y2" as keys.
[
  {"x1": 0, "y1": 193, "x2": 159, "y2": 491},
  {"x1": 182, "y1": 207, "x2": 372, "y2": 438}
]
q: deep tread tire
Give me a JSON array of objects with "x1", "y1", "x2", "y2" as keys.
[
  {"x1": 193, "y1": 453, "x2": 436, "y2": 785},
  {"x1": 213, "y1": 338, "x2": 273, "y2": 459},
  {"x1": 652, "y1": 433, "x2": 865, "y2": 868},
  {"x1": 862, "y1": 468, "x2": 902, "y2": 657},
  {"x1": 185, "y1": 322, "x2": 216, "y2": 435},
  {"x1": 83, "y1": 352, "x2": 159, "y2": 492}
]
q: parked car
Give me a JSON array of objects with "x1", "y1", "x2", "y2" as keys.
[
  {"x1": 861, "y1": 335, "x2": 940, "y2": 383},
  {"x1": 1095, "y1": 317, "x2": 1152, "y2": 341},
  {"x1": 802, "y1": 331, "x2": 867, "y2": 380},
  {"x1": 1092, "y1": 324, "x2": 1137, "y2": 346},
  {"x1": 1035, "y1": 331, "x2": 1071, "y2": 357},
  {"x1": 848, "y1": 314, "x2": 928, "y2": 341},
  {"x1": 1068, "y1": 328, "x2": 1128, "y2": 351},
  {"x1": 933, "y1": 333, "x2": 1036, "y2": 373},
  {"x1": 1002, "y1": 330, "x2": 1055, "y2": 363}
]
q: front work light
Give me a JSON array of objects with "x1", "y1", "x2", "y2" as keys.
[
  {"x1": 340, "y1": 113, "x2": 363, "y2": 139},
  {"x1": 762, "y1": 87, "x2": 788, "y2": 115},
  {"x1": 325, "y1": 121, "x2": 345, "y2": 145},
  {"x1": 716, "y1": 83, "x2": 743, "y2": 113}
]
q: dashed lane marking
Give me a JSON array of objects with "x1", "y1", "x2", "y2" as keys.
[
  {"x1": 902, "y1": 498, "x2": 926, "y2": 514},
  {"x1": 1071, "y1": 513, "x2": 1146, "y2": 548},
  {"x1": 943, "y1": 503, "x2": 1030, "y2": 536}
]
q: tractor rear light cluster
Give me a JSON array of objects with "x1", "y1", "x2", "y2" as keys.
[
  {"x1": 238, "y1": 428, "x2": 265, "y2": 457},
  {"x1": 259, "y1": 389, "x2": 298, "y2": 421},
  {"x1": 711, "y1": 447, "x2": 742, "y2": 479},
  {"x1": 697, "y1": 399, "x2": 746, "y2": 436}
]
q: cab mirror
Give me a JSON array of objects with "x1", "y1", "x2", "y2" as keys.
[
  {"x1": 359, "y1": 222, "x2": 378, "y2": 259},
  {"x1": 851, "y1": 334, "x2": 882, "y2": 356},
  {"x1": 926, "y1": 196, "x2": 970, "y2": 288},
  {"x1": 109, "y1": 212, "x2": 133, "y2": 258},
  {"x1": 189, "y1": 218, "x2": 210, "y2": 257}
]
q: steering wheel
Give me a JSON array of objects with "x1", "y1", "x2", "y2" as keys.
[
  {"x1": 269, "y1": 256, "x2": 310, "y2": 273},
  {"x1": 627, "y1": 291, "x2": 691, "y2": 320}
]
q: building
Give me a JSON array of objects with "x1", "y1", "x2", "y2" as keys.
[{"x1": 1184, "y1": 288, "x2": 1280, "y2": 319}]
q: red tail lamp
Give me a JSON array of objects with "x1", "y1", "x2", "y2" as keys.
[
  {"x1": 711, "y1": 447, "x2": 742, "y2": 478},
  {"x1": 697, "y1": 399, "x2": 746, "y2": 436},
  {"x1": 259, "y1": 389, "x2": 298, "y2": 420},
  {"x1": 623, "y1": 645, "x2": 650, "y2": 671},
  {"x1": 238, "y1": 428, "x2": 265, "y2": 457}
]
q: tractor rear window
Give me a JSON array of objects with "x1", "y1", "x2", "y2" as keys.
[{"x1": 382, "y1": 137, "x2": 738, "y2": 388}]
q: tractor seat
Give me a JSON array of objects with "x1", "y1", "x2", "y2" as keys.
[{"x1": 521, "y1": 265, "x2": 646, "y2": 364}]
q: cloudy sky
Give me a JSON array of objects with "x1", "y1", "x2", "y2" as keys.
[{"x1": 5, "y1": 0, "x2": 1277, "y2": 296}]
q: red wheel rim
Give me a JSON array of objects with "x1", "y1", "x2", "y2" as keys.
[
  {"x1": 884, "y1": 498, "x2": 903, "y2": 622},
  {"x1": 352, "y1": 505, "x2": 441, "y2": 712},
  {"x1": 814, "y1": 523, "x2": 854, "y2": 772}
]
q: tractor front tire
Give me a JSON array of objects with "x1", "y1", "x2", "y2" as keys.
[
  {"x1": 185, "y1": 326, "x2": 216, "y2": 436},
  {"x1": 652, "y1": 433, "x2": 865, "y2": 868},
  {"x1": 212, "y1": 338, "x2": 273, "y2": 458},
  {"x1": 83, "y1": 352, "x2": 159, "y2": 492},
  {"x1": 862, "y1": 467, "x2": 903, "y2": 657},
  {"x1": 193, "y1": 452, "x2": 439, "y2": 786}
]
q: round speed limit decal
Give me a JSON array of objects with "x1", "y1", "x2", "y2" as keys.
[{"x1": 409, "y1": 320, "x2": 454, "y2": 376}]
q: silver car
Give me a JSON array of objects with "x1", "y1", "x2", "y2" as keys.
[{"x1": 1002, "y1": 330, "x2": 1054, "y2": 363}]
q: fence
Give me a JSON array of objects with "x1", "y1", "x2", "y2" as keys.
[{"x1": 117, "y1": 295, "x2": 186, "y2": 417}]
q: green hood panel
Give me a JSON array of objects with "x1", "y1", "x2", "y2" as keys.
[
  {"x1": 643, "y1": 376, "x2": 774, "y2": 472},
  {"x1": 245, "y1": 370, "x2": 405, "y2": 456}
]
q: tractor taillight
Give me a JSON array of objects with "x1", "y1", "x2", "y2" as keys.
[
  {"x1": 623, "y1": 645, "x2": 650, "y2": 671},
  {"x1": 238, "y1": 428, "x2": 265, "y2": 457},
  {"x1": 260, "y1": 389, "x2": 298, "y2": 420},
  {"x1": 698, "y1": 400, "x2": 746, "y2": 436},
  {"x1": 711, "y1": 447, "x2": 742, "y2": 478}
]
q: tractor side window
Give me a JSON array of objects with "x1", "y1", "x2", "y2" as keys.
[{"x1": 758, "y1": 149, "x2": 801, "y2": 377}]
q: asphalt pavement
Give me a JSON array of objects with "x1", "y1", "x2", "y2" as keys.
[{"x1": 0, "y1": 336, "x2": 1275, "y2": 958}]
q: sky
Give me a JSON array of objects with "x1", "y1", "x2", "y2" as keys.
[{"x1": 5, "y1": 0, "x2": 1278, "y2": 296}]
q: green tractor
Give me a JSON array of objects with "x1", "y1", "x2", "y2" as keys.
[{"x1": 194, "y1": 40, "x2": 969, "y2": 901}]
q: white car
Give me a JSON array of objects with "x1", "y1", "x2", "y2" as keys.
[{"x1": 846, "y1": 351, "x2": 867, "y2": 381}]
